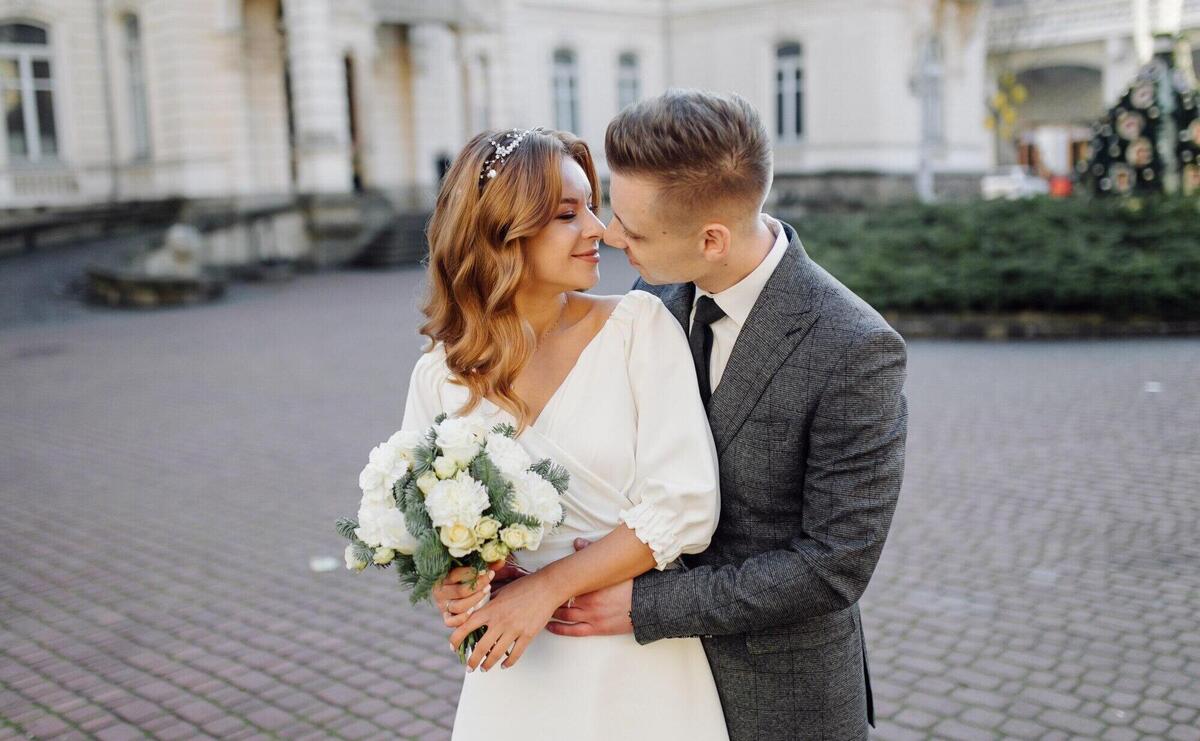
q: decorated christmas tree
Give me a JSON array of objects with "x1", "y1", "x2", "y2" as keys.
[{"x1": 1079, "y1": 36, "x2": 1200, "y2": 196}]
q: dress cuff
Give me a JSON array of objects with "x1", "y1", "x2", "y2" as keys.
[{"x1": 619, "y1": 502, "x2": 682, "y2": 571}]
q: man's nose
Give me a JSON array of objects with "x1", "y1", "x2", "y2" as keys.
[{"x1": 602, "y1": 225, "x2": 626, "y2": 250}]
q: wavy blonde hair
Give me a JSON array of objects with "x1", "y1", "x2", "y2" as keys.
[{"x1": 420, "y1": 128, "x2": 600, "y2": 429}]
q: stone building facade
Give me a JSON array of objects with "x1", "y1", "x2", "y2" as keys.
[{"x1": 0, "y1": 0, "x2": 996, "y2": 214}]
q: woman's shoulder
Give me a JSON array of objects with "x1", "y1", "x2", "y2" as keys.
[
  {"x1": 578, "y1": 290, "x2": 684, "y2": 355},
  {"x1": 411, "y1": 342, "x2": 451, "y2": 385}
]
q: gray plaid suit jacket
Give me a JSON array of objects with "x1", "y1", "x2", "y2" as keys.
[{"x1": 630, "y1": 220, "x2": 907, "y2": 741}]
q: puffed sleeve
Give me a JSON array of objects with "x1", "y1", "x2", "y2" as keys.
[
  {"x1": 401, "y1": 346, "x2": 449, "y2": 432},
  {"x1": 618, "y1": 292, "x2": 721, "y2": 570}
]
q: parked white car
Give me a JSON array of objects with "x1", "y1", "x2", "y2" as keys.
[{"x1": 981, "y1": 166, "x2": 1051, "y2": 200}]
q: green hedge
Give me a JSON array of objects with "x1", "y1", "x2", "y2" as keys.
[{"x1": 788, "y1": 196, "x2": 1200, "y2": 321}]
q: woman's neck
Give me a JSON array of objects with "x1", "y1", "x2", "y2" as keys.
[{"x1": 514, "y1": 289, "x2": 569, "y2": 341}]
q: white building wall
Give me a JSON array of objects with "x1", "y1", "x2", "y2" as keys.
[
  {"x1": 364, "y1": 24, "x2": 415, "y2": 193},
  {"x1": 240, "y1": 0, "x2": 292, "y2": 198},
  {"x1": 409, "y1": 21, "x2": 465, "y2": 187},
  {"x1": 497, "y1": 0, "x2": 666, "y2": 175},
  {"x1": 669, "y1": 0, "x2": 989, "y2": 176}
]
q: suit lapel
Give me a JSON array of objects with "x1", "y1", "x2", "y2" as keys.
[{"x1": 708, "y1": 223, "x2": 820, "y2": 455}]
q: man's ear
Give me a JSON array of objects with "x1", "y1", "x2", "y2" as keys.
[{"x1": 699, "y1": 223, "x2": 732, "y2": 263}]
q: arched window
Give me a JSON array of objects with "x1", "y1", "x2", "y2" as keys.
[
  {"x1": 0, "y1": 21, "x2": 57, "y2": 160},
  {"x1": 552, "y1": 48, "x2": 578, "y2": 133},
  {"x1": 617, "y1": 51, "x2": 640, "y2": 111},
  {"x1": 123, "y1": 15, "x2": 151, "y2": 158},
  {"x1": 775, "y1": 42, "x2": 803, "y2": 141}
]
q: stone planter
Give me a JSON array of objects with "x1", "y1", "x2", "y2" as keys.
[{"x1": 85, "y1": 266, "x2": 225, "y2": 308}]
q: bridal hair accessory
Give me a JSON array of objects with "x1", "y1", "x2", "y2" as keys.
[{"x1": 480, "y1": 128, "x2": 541, "y2": 184}]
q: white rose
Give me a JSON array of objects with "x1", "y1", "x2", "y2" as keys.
[
  {"x1": 440, "y1": 523, "x2": 478, "y2": 558},
  {"x1": 373, "y1": 547, "x2": 395, "y2": 565},
  {"x1": 354, "y1": 501, "x2": 389, "y2": 547},
  {"x1": 500, "y1": 524, "x2": 532, "y2": 551},
  {"x1": 425, "y1": 472, "x2": 490, "y2": 529},
  {"x1": 358, "y1": 462, "x2": 391, "y2": 493},
  {"x1": 435, "y1": 417, "x2": 481, "y2": 466},
  {"x1": 386, "y1": 430, "x2": 424, "y2": 460},
  {"x1": 433, "y1": 456, "x2": 459, "y2": 480},
  {"x1": 344, "y1": 544, "x2": 368, "y2": 571},
  {"x1": 368, "y1": 443, "x2": 409, "y2": 480},
  {"x1": 484, "y1": 433, "x2": 532, "y2": 479},
  {"x1": 479, "y1": 539, "x2": 509, "y2": 564},
  {"x1": 359, "y1": 484, "x2": 392, "y2": 507},
  {"x1": 466, "y1": 417, "x2": 492, "y2": 441},
  {"x1": 416, "y1": 470, "x2": 439, "y2": 496},
  {"x1": 525, "y1": 523, "x2": 545, "y2": 552},
  {"x1": 474, "y1": 516, "x2": 501, "y2": 540},
  {"x1": 510, "y1": 472, "x2": 563, "y2": 525},
  {"x1": 376, "y1": 507, "x2": 420, "y2": 555}
]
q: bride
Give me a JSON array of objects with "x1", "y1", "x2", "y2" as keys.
[{"x1": 399, "y1": 127, "x2": 729, "y2": 740}]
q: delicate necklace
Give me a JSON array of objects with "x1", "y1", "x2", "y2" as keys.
[{"x1": 534, "y1": 298, "x2": 568, "y2": 348}]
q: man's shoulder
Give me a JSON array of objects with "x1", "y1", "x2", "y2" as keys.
[
  {"x1": 812, "y1": 262, "x2": 894, "y2": 336},
  {"x1": 630, "y1": 278, "x2": 675, "y2": 300},
  {"x1": 779, "y1": 244, "x2": 899, "y2": 347}
]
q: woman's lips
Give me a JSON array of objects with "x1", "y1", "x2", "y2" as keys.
[{"x1": 571, "y1": 250, "x2": 600, "y2": 264}]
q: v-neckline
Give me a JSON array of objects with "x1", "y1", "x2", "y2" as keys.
[{"x1": 482, "y1": 293, "x2": 630, "y2": 432}]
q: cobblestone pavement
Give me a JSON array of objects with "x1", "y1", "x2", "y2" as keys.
[{"x1": 1, "y1": 248, "x2": 1198, "y2": 740}]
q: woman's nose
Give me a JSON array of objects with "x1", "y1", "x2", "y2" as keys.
[{"x1": 582, "y1": 210, "x2": 606, "y2": 240}]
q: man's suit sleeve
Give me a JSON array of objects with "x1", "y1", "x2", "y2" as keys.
[{"x1": 630, "y1": 326, "x2": 908, "y2": 643}]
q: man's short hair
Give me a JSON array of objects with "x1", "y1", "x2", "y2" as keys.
[{"x1": 605, "y1": 89, "x2": 773, "y2": 226}]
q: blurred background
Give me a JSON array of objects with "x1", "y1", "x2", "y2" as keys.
[{"x1": 1, "y1": 1, "x2": 1198, "y2": 740}]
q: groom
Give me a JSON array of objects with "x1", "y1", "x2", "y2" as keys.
[
  {"x1": 556, "y1": 89, "x2": 906, "y2": 741},
  {"x1": 440, "y1": 90, "x2": 907, "y2": 741}
]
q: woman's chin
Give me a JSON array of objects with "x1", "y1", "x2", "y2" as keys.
[
  {"x1": 577, "y1": 271, "x2": 600, "y2": 292},
  {"x1": 565, "y1": 266, "x2": 600, "y2": 293}
]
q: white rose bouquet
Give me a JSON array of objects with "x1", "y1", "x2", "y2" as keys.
[{"x1": 335, "y1": 413, "x2": 568, "y2": 661}]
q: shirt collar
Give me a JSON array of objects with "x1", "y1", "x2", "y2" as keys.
[{"x1": 695, "y1": 214, "x2": 789, "y2": 329}]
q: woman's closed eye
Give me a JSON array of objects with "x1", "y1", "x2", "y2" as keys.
[{"x1": 557, "y1": 204, "x2": 597, "y2": 222}]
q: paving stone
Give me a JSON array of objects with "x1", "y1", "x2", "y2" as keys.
[
  {"x1": 1039, "y1": 709, "x2": 1106, "y2": 736},
  {"x1": 893, "y1": 707, "x2": 939, "y2": 729},
  {"x1": 999, "y1": 718, "x2": 1045, "y2": 739},
  {"x1": 1020, "y1": 686, "x2": 1082, "y2": 712},
  {"x1": 950, "y1": 686, "x2": 1010, "y2": 710},
  {"x1": 864, "y1": 724, "x2": 926, "y2": 738},
  {"x1": 959, "y1": 706, "x2": 1006, "y2": 729},
  {"x1": 930, "y1": 718, "x2": 994, "y2": 741},
  {"x1": 1132, "y1": 715, "x2": 1172, "y2": 735},
  {"x1": 1167, "y1": 726, "x2": 1200, "y2": 741},
  {"x1": 93, "y1": 723, "x2": 145, "y2": 741}
]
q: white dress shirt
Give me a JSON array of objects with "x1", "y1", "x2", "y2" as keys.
[{"x1": 688, "y1": 214, "x2": 789, "y2": 391}]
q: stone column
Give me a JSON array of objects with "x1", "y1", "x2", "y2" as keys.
[
  {"x1": 410, "y1": 22, "x2": 465, "y2": 188},
  {"x1": 281, "y1": 0, "x2": 353, "y2": 193}
]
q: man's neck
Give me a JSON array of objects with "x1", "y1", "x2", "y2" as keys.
[{"x1": 694, "y1": 216, "x2": 777, "y2": 294}]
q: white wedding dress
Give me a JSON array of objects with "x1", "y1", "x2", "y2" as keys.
[{"x1": 401, "y1": 290, "x2": 729, "y2": 741}]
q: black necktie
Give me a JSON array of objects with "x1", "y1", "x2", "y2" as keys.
[{"x1": 689, "y1": 295, "x2": 726, "y2": 406}]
